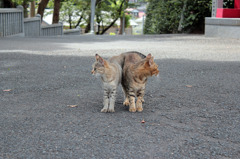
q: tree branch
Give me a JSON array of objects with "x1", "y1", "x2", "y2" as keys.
[{"x1": 100, "y1": 0, "x2": 125, "y2": 34}]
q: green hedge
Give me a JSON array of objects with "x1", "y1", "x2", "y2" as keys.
[{"x1": 144, "y1": 0, "x2": 212, "y2": 34}]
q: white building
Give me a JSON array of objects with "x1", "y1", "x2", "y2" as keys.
[{"x1": 132, "y1": 16, "x2": 145, "y2": 35}]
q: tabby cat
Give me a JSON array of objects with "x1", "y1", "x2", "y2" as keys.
[
  {"x1": 91, "y1": 54, "x2": 122, "y2": 113},
  {"x1": 121, "y1": 52, "x2": 159, "y2": 112}
]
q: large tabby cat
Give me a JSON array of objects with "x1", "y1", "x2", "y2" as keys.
[
  {"x1": 121, "y1": 52, "x2": 159, "y2": 112},
  {"x1": 91, "y1": 54, "x2": 122, "y2": 113}
]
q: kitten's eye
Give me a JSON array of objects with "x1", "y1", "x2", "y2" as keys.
[{"x1": 94, "y1": 68, "x2": 96, "y2": 71}]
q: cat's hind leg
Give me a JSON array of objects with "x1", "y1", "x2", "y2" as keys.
[
  {"x1": 128, "y1": 90, "x2": 136, "y2": 112},
  {"x1": 122, "y1": 86, "x2": 129, "y2": 106},
  {"x1": 129, "y1": 95, "x2": 136, "y2": 112},
  {"x1": 136, "y1": 89, "x2": 145, "y2": 112}
]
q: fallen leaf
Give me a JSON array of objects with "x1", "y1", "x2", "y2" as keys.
[
  {"x1": 68, "y1": 105, "x2": 78, "y2": 108},
  {"x1": 3, "y1": 89, "x2": 12, "y2": 92},
  {"x1": 186, "y1": 85, "x2": 193, "y2": 88},
  {"x1": 141, "y1": 119, "x2": 145, "y2": 123}
]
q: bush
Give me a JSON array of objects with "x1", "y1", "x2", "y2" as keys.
[{"x1": 144, "y1": 0, "x2": 212, "y2": 34}]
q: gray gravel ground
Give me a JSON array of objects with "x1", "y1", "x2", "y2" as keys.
[{"x1": 0, "y1": 34, "x2": 240, "y2": 159}]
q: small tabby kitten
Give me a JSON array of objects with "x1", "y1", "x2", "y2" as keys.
[
  {"x1": 122, "y1": 53, "x2": 159, "y2": 112},
  {"x1": 91, "y1": 54, "x2": 122, "y2": 113}
]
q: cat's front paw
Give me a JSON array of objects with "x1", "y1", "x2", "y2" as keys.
[
  {"x1": 136, "y1": 101, "x2": 143, "y2": 112},
  {"x1": 136, "y1": 107, "x2": 143, "y2": 112},
  {"x1": 107, "y1": 109, "x2": 115, "y2": 113},
  {"x1": 101, "y1": 108, "x2": 108, "y2": 113},
  {"x1": 123, "y1": 98, "x2": 129, "y2": 106},
  {"x1": 123, "y1": 101, "x2": 129, "y2": 106},
  {"x1": 129, "y1": 107, "x2": 136, "y2": 112}
]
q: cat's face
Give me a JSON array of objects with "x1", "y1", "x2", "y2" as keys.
[
  {"x1": 91, "y1": 62, "x2": 104, "y2": 77},
  {"x1": 91, "y1": 54, "x2": 108, "y2": 77},
  {"x1": 144, "y1": 54, "x2": 159, "y2": 76}
]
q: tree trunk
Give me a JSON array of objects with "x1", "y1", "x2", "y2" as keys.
[
  {"x1": 75, "y1": 15, "x2": 84, "y2": 28},
  {"x1": 37, "y1": 0, "x2": 50, "y2": 21},
  {"x1": 52, "y1": 0, "x2": 61, "y2": 24},
  {"x1": 3, "y1": 0, "x2": 15, "y2": 8},
  {"x1": 119, "y1": 16, "x2": 123, "y2": 35},
  {"x1": 75, "y1": 6, "x2": 88, "y2": 28},
  {"x1": 30, "y1": 1, "x2": 35, "y2": 17},
  {"x1": 96, "y1": 23, "x2": 101, "y2": 35},
  {"x1": 100, "y1": 18, "x2": 118, "y2": 35},
  {"x1": 69, "y1": 15, "x2": 72, "y2": 29},
  {"x1": 85, "y1": 14, "x2": 91, "y2": 33},
  {"x1": 22, "y1": 0, "x2": 28, "y2": 18},
  {"x1": 85, "y1": 0, "x2": 101, "y2": 33},
  {"x1": 178, "y1": 0, "x2": 187, "y2": 32},
  {"x1": 75, "y1": 0, "x2": 90, "y2": 28},
  {"x1": 100, "y1": 0, "x2": 125, "y2": 35}
]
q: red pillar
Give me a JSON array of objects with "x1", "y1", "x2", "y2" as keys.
[
  {"x1": 216, "y1": 0, "x2": 240, "y2": 18},
  {"x1": 235, "y1": 0, "x2": 240, "y2": 8}
]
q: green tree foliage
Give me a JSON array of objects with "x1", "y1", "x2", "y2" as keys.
[
  {"x1": 12, "y1": 0, "x2": 34, "y2": 5},
  {"x1": 59, "y1": 0, "x2": 128, "y2": 33},
  {"x1": 144, "y1": 0, "x2": 158, "y2": 34},
  {"x1": 12, "y1": 0, "x2": 34, "y2": 17},
  {"x1": 95, "y1": 0, "x2": 128, "y2": 34},
  {"x1": 44, "y1": 0, "x2": 89, "y2": 28},
  {"x1": 60, "y1": 0, "x2": 77, "y2": 28},
  {"x1": 125, "y1": 13, "x2": 131, "y2": 28},
  {"x1": 223, "y1": 0, "x2": 234, "y2": 8},
  {"x1": 144, "y1": 0, "x2": 212, "y2": 34}
]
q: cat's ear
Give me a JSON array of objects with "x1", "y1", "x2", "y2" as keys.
[
  {"x1": 145, "y1": 54, "x2": 154, "y2": 66},
  {"x1": 149, "y1": 56, "x2": 154, "y2": 66},
  {"x1": 95, "y1": 54, "x2": 105, "y2": 65},
  {"x1": 102, "y1": 59, "x2": 109, "y2": 67},
  {"x1": 146, "y1": 53, "x2": 152, "y2": 59},
  {"x1": 95, "y1": 54, "x2": 100, "y2": 61}
]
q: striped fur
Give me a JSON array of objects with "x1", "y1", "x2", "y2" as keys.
[
  {"x1": 121, "y1": 53, "x2": 159, "y2": 112},
  {"x1": 91, "y1": 54, "x2": 122, "y2": 113},
  {"x1": 91, "y1": 51, "x2": 159, "y2": 113}
]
